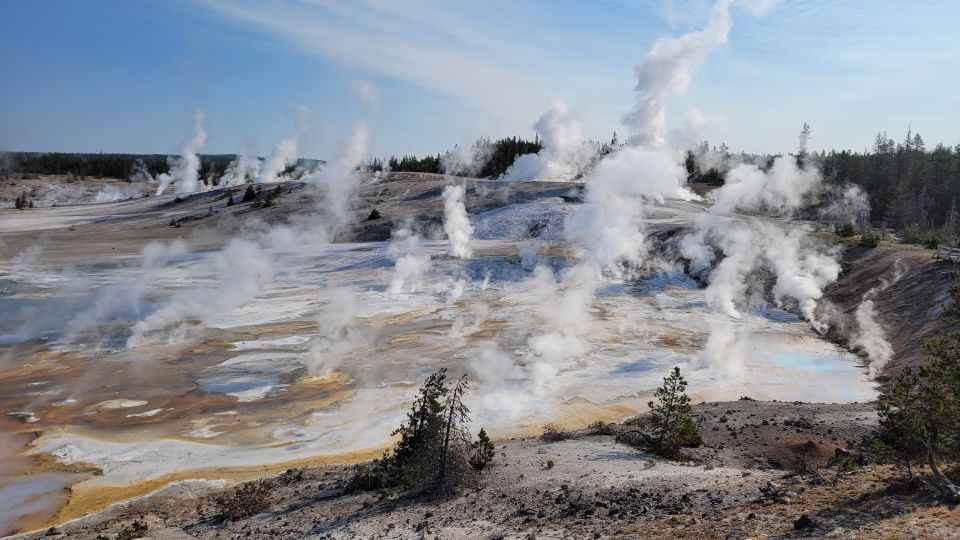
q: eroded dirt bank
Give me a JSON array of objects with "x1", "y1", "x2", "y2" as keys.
[
  {"x1": 15, "y1": 401, "x2": 959, "y2": 539},
  {"x1": 823, "y1": 243, "x2": 958, "y2": 383}
]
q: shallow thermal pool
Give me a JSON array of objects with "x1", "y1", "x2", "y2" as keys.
[{"x1": 0, "y1": 198, "x2": 876, "y2": 532}]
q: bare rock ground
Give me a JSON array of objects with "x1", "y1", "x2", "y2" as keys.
[
  {"x1": 17, "y1": 401, "x2": 959, "y2": 539},
  {"x1": 0, "y1": 173, "x2": 579, "y2": 265}
]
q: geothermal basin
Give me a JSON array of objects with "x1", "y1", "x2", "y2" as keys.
[{"x1": 0, "y1": 180, "x2": 876, "y2": 533}]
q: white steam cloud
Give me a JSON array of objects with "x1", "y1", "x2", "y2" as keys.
[
  {"x1": 156, "y1": 108, "x2": 207, "y2": 195},
  {"x1": 259, "y1": 103, "x2": 310, "y2": 185},
  {"x1": 306, "y1": 288, "x2": 366, "y2": 377},
  {"x1": 10, "y1": 244, "x2": 44, "y2": 274},
  {"x1": 624, "y1": 0, "x2": 732, "y2": 147},
  {"x1": 61, "y1": 240, "x2": 188, "y2": 344},
  {"x1": 466, "y1": 263, "x2": 599, "y2": 420},
  {"x1": 441, "y1": 141, "x2": 492, "y2": 177},
  {"x1": 850, "y1": 260, "x2": 905, "y2": 378},
  {"x1": 501, "y1": 99, "x2": 595, "y2": 182},
  {"x1": 307, "y1": 121, "x2": 369, "y2": 232},
  {"x1": 821, "y1": 184, "x2": 870, "y2": 227},
  {"x1": 562, "y1": 1, "x2": 751, "y2": 270},
  {"x1": 442, "y1": 184, "x2": 473, "y2": 258},
  {"x1": 127, "y1": 238, "x2": 274, "y2": 348},
  {"x1": 388, "y1": 221, "x2": 431, "y2": 295},
  {"x1": 523, "y1": 264, "x2": 598, "y2": 388},
  {"x1": 682, "y1": 156, "x2": 842, "y2": 331},
  {"x1": 220, "y1": 152, "x2": 261, "y2": 188},
  {"x1": 93, "y1": 184, "x2": 142, "y2": 203}
]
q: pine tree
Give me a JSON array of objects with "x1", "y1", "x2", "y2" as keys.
[
  {"x1": 366, "y1": 369, "x2": 449, "y2": 491},
  {"x1": 798, "y1": 122, "x2": 811, "y2": 160},
  {"x1": 913, "y1": 132, "x2": 926, "y2": 153},
  {"x1": 470, "y1": 428, "x2": 496, "y2": 471},
  {"x1": 648, "y1": 367, "x2": 701, "y2": 458},
  {"x1": 877, "y1": 287, "x2": 960, "y2": 501},
  {"x1": 263, "y1": 186, "x2": 281, "y2": 207},
  {"x1": 945, "y1": 198, "x2": 958, "y2": 246},
  {"x1": 438, "y1": 374, "x2": 470, "y2": 486},
  {"x1": 348, "y1": 369, "x2": 487, "y2": 494}
]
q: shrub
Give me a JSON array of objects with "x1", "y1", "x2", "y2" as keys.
[
  {"x1": 14, "y1": 191, "x2": 28, "y2": 210},
  {"x1": 836, "y1": 457, "x2": 861, "y2": 473},
  {"x1": 540, "y1": 423, "x2": 569, "y2": 442},
  {"x1": 859, "y1": 232, "x2": 881, "y2": 248},
  {"x1": 368, "y1": 208, "x2": 382, "y2": 220},
  {"x1": 676, "y1": 415, "x2": 703, "y2": 449},
  {"x1": 242, "y1": 184, "x2": 256, "y2": 202},
  {"x1": 469, "y1": 428, "x2": 495, "y2": 470},
  {"x1": 226, "y1": 195, "x2": 234, "y2": 207},
  {"x1": 213, "y1": 479, "x2": 273, "y2": 521},
  {"x1": 588, "y1": 420, "x2": 616, "y2": 435},
  {"x1": 263, "y1": 186, "x2": 282, "y2": 208},
  {"x1": 901, "y1": 226, "x2": 942, "y2": 248},
  {"x1": 116, "y1": 519, "x2": 148, "y2": 540},
  {"x1": 834, "y1": 223, "x2": 856, "y2": 237}
]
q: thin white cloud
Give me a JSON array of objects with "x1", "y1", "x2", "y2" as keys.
[
  {"x1": 197, "y1": 0, "x2": 543, "y2": 114},
  {"x1": 350, "y1": 79, "x2": 378, "y2": 106},
  {"x1": 190, "y1": 0, "x2": 960, "y2": 156}
]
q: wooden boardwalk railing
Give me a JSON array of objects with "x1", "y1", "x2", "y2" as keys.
[{"x1": 934, "y1": 246, "x2": 960, "y2": 263}]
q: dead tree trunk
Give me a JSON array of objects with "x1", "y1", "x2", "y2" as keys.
[{"x1": 926, "y1": 445, "x2": 960, "y2": 502}]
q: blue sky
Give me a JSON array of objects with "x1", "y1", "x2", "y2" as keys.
[{"x1": 1, "y1": 0, "x2": 958, "y2": 159}]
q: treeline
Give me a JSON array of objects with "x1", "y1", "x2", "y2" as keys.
[
  {"x1": 370, "y1": 154, "x2": 443, "y2": 174},
  {"x1": 0, "y1": 152, "x2": 238, "y2": 181},
  {"x1": 368, "y1": 136, "x2": 543, "y2": 178},
  {"x1": 819, "y1": 131, "x2": 960, "y2": 231},
  {"x1": 687, "y1": 130, "x2": 960, "y2": 240}
]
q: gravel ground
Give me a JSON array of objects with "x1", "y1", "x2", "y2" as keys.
[{"x1": 17, "y1": 400, "x2": 959, "y2": 539}]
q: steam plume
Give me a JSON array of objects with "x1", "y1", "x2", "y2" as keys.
[
  {"x1": 387, "y1": 221, "x2": 431, "y2": 295},
  {"x1": 156, "y1": 109, "x2": 207, "y2": 195},
  {"x1": 681, "y1": 156, "x2": 842, "y2": 330},
  {"x1": 220, "y1": 152, "x2": 261, "y2": 187},
  {"x1": 306, "y1": 121, "x2": 369, "y2": 232},
  {"x1": 127, "y1": 238, "x2": 274, "y2": 347},
  {"x1": 501, "y1": 99, "x2": 595, "y2": 182},
  {"x1": 442, "y1": 184, "x2": 473, "y2": 258},
  {"x1": 850, "y1": 260, "x2": 905, "y2": 377},
  {"x1": 258, "y1": 103, "x2": 310, "y2": 184},
  {"x1": 624, "y1": 0, "x2": 732, "y2": 147},
  {"x1": 563, "y1": 1, "x2": 750, "y2": 269},
  {"x1": 441, "y1": 142, "x2": 492, "y2": 177},
  {"x1": 306, "y1": 288, "x2": 366, "y2": 376}
]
